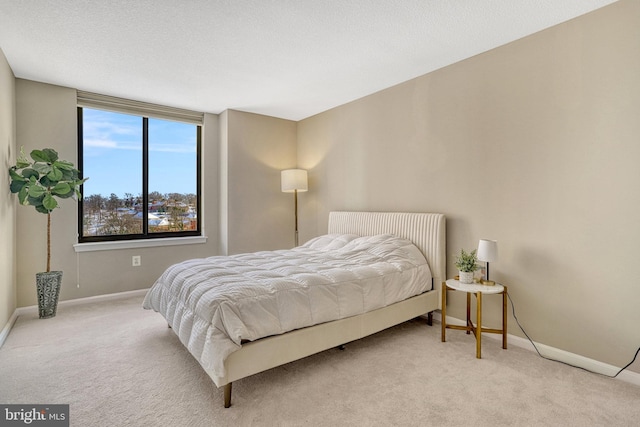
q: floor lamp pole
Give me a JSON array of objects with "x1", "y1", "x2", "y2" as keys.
[
  {"x1": 281, "y1": 168, "x2": 307, "y2": 248},
  {"x1": 294, "y1": 189, "x2": 299, "y2": 246}
]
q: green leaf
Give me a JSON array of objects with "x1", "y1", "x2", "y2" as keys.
[
  {"x1": 39, "y1": 175, "x2": 54, "y2": 187},
  {"x1": 18, "y1": 186, "x2": 28, "y2": 203},
  {"x1": 47, "y1": 165, "x2": 63, "y2": 181},
  {"x1": 54, "y1": 160, "x2": 74, "y2": 171},
  {"x1": 15, "y1": 159, "x2": 31, "y2": 169},
  {"x1": 58, "y1": 189, "x2": 75, "y2": 199},
  {"x1": 35, "y1": 204, "x2": 50, "y2": 214},
  {"x1": 9, "y1": 168, "x2": 26, "y2": 181},
  {"x1": 10, "y1": 179, "x2": 26, "y2": 194},
  {"x1": 31, "y1": 149, "x2": 58, "y2": 163},
  {"x1": 21, "y1": 168, "x2": 40, "y2": 180},
  {"x1": 30, "y1": 150, "x2": 50, "y2": 163},
  {"x1": 42, "y1": 193, "x2": 57, "y2": 211},
  {"x1": 32, "y1": 163, "x2": 51, "y2": 175},
  {"x1": 16, "y1": 146, "x2": 31, "y2": 168},
  {"x1": 28, "y1": 184, "x2": 45, "y2": 198},
  {"x1": 27, "y1": 194, "x2": 44, "y2": 206},
  {"x1": 52, "y1": 182, "x2": 71, "y2": 196},
  {"x1": 42, "y1": 148, "x2": 59, "y2": 162},
  {"x1": 60, "y1": 168, "x2": 75, "y2": 181}
]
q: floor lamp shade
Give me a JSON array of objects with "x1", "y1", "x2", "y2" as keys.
[{"x1": 281, "y1": 169, "x2": 308, "y2": 193}]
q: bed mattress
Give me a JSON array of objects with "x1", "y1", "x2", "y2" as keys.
[{"x1": 143, "y1": 233, "x2": 433, "y2": 380}]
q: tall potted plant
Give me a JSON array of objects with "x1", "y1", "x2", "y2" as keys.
[{"x1": 8, "y1": 148, "x2": 87, "y2": 318}]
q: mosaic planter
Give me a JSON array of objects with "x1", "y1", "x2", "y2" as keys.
[{"x1": 36, "y1": 271, "x2": 63, "y2": 319}]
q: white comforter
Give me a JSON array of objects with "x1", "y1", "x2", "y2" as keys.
[{"x1": 143, "y1": 234, "x2": 433, "y2": 382}]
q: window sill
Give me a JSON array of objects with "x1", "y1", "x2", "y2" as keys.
[{"x1": 73, "y1": 236, "x2": 207, "y2": 253}]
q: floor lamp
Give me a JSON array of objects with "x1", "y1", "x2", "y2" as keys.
[{"x1": 281, "y1": 169, "x2": 308, "y2": 246}]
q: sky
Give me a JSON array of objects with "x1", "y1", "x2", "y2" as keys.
[{"x1": 82, "y1": 108, "x2": 197, "y2": 199}]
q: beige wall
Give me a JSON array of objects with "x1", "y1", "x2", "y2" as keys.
[
  {"x1": 16, "y1": 81, "x2": 79, "y2": 305},
  {"x1": 14, "y1": 80, "x2": 223, "y2": 305},
  {"x1": 224, "y1": 110, "x2": 298, "y2": 254},
  {"x1": 298, "y1": 0, "x2": 640, "y2": 371},
  {"x1": 0, "y1": 48, "x2": 17, "y2": 331},
  {"x1": 12, "y1": 81, "x2": 296, "y2": 307}
]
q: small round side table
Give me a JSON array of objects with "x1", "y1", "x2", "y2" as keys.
[{"x1": 441, "y1": 279, "x2": 507, "y2": 358}]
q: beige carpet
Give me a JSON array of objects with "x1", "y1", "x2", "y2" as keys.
[{"x1": 1, "y1": 295, "x2": 639, "y2": 427}]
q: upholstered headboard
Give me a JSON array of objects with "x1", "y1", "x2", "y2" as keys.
[{"x1": 328, "y1": 211, "x2": 446, "y2": 295}]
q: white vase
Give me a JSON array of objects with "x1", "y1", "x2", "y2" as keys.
[{"x1": 459, "y1": 271, "x2": 474, "y2": 284}]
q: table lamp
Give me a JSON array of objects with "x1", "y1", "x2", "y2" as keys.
[{"x1": 477, "y1": 239, "x2": 498, "y2": 284}]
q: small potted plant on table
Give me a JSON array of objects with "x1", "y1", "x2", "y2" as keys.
[
  {"x1": 8, "y1": 148, "x2": 87, "y2": 318},
  {"x1": 455, "y1": 248, "x2": 478, "y2": 284}
]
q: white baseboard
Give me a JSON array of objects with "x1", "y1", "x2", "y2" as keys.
[
  {"x1": 15, "y1": 288, "x2": 150, "y2": 316},
  {"x1": 432, "y1": 311, "x2": 640, "y2": 387},
  {"x1": 0, "y1": 288, "x2": 150, "y2": 349},
  {"x1": 0, "y1": 309, "x2": 19, "y2": 349}
]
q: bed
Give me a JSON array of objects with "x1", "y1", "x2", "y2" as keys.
[{"x1": 143, "y1": 211, "x2": 446, "y2": 407}]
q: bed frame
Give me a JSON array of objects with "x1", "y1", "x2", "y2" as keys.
[{"x1": 210, "y1": 211, "x2": 446, "y2": 407}]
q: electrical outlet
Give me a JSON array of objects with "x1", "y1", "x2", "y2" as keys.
[{"x1": 132, "y1": 255, "x2": 141, "y2": 267}]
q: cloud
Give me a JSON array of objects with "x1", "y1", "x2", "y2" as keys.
[
  {"x1": 84, "y1": 138, "x2": 140, "y2": 151},
  {"x1": 149, "y1": 142, "x2": 196, "y2": 154},
  {"x1": 83, "y1": 139, "x2": 118, "y2": 148},
  {"x1": 83, "y1": 109, "x2": 196, "y2": 154}
]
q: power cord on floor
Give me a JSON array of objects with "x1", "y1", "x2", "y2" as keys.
[{"x1": 507, "y1": 291, "x2": 640, "y2": 378}]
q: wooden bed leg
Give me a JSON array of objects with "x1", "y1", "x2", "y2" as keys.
[
  {"x1": 224, "y1": 383, "x2": 232, "y2": 408},
  {"x1": 427, "y1": 311, "x2": 433, "y2": 326}
]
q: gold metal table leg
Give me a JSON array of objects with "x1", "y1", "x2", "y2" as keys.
[
  {"x1": 476, "y1": 291, "x2": 482, "y2": 359},
  {"x1": 502, "y1": 286, "x2": 508, "y2": 350},
  {"x1": 466, "y1": 292, "x2": 471, "y2": 335},
  {"x1": 441, "y1": 282, "x2": 447, "y2": 342}
]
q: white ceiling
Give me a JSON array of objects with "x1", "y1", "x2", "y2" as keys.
[{"x1": 0, "y1": 0, "x2": 618, "y2": 121}]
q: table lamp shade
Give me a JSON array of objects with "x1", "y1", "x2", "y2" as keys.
[
  {"x1": 281, "y1": 169, "x2": 308, "y2": 193},
  {"x1": 477, "y1": 239, "x2": 498, "y2": 262}
]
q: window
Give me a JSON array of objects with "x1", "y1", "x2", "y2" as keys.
[{"x1": 77, "y1": 93, "x2": 202, "y2": 243}]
